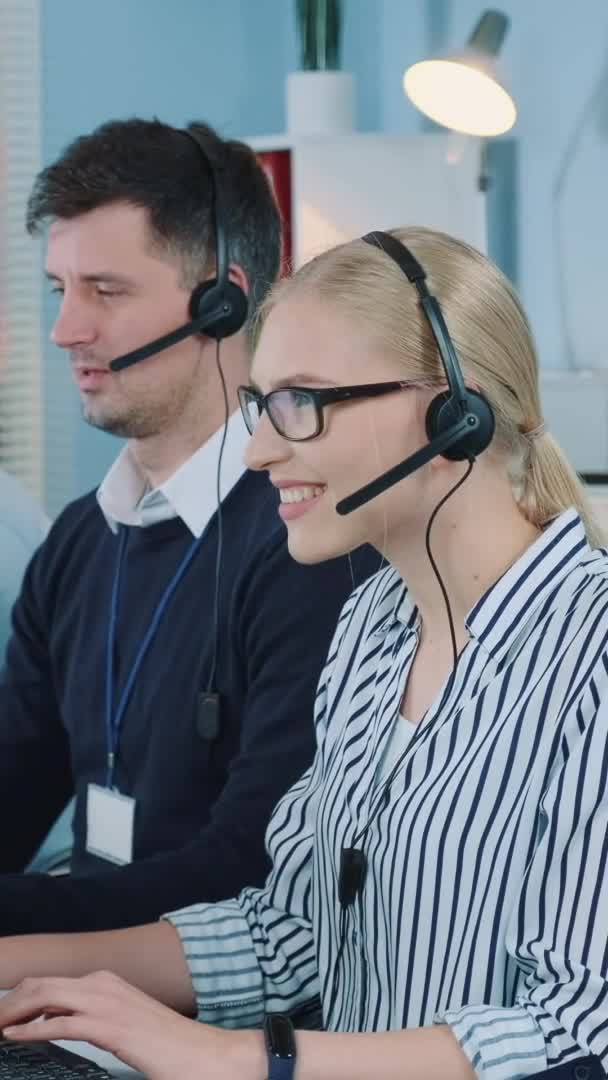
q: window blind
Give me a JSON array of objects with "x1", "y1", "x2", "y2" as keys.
[{"x1": 0, "y1": 0, "x2": 43, "y2": 500}]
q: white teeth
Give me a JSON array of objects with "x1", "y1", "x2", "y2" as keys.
[{"x1": 279, "y1": 485, "x2": 325, "y2": 504}]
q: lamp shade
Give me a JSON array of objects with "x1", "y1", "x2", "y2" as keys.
[{"x1": 404, "y1": 10, "x2": 517, "y2": 137}]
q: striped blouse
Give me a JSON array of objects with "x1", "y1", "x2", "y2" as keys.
[{"x1": 167, "y1": 509, "x2": 608, "y2": 1080}]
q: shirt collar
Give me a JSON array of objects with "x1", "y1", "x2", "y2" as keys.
[
  {"x1": 373, "y1": 508, "x2": 592, "y2": 657},
  {"x1": 465, "y1": 508, "x2": 590, "y2": 658},
  {"x1": 372, "y1": 573, "x2": 414, "y2": 637},
  {"x1": 97, "y1": 410, "x2": 250, "y2": 537}
]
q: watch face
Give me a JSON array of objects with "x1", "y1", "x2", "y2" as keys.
[{"x1": 265, "y1": 1014, "x2": 296, "y2": 1058}]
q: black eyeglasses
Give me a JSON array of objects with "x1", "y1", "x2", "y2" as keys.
[{"x1": 238, "y1": 381, "x2": 415, "y2": 442}]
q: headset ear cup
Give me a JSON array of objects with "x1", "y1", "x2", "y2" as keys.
[
  {"x1": 425, "y1": 391, "x2": 453, "y2": 444},
  {"x1": 425, "y1": 389, "x2": 495, "y2": 461},
  {"x1": 189, "y1": 280, "x2": 248, "y2": 339}
]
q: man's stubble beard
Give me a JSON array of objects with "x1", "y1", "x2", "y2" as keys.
[
  {"x1": 80, "y1": 356, "x2": 207, "y2": 440},
  {"x1": 81, "y1": 397, "x2": 173, "y2": 440}
]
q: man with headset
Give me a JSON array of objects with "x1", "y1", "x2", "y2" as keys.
[{"x1": 0, "y1": 117, "x2": 376, "y2": 934}]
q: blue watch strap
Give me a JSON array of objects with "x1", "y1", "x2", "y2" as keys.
[
  {"x1": 264, "y1": 1014, "x2": 296, "y2": 1080},
  {"x1": 268, "y1": 1057, "x2": 296, "y2": 1080}
]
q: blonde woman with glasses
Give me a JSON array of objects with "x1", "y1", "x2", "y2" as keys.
[{"x1": 0, "y1": 227, "x2": 606, "y2": 1080}]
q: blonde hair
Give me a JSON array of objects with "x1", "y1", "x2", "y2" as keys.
[{"x1": 258, "y1": 227, "x2": 605, "y2": 548}]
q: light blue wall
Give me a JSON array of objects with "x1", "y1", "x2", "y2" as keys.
[{"x1": 40, "y1": 1, "x2": 608, "y2": 512}]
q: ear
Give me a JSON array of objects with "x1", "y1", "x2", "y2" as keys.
[{"x1": 228, "y1": 262, "x2": 249, "y2": 297}]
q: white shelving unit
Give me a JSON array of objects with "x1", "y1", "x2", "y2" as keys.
[{"x1": 247, "y1": 132, "x2": 487, "y2": 267}]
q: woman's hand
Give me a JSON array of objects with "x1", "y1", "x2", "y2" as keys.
[{"x1": 0, "y1": 971, "x2": 266, "y2": 1080}]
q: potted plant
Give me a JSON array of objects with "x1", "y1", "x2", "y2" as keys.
[{"x1": 286, "y1": 0, "x2": 355, "y2": 135}]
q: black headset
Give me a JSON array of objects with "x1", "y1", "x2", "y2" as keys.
[
  {"x1": 110, "y1": 127, "x2": 248, "y2": 372},
  {"x1": 110, "y1": 127, "x2": 248, "y2": 744},
  {"x1": 333, "y1": 230, "x2": 497, "y2": 993},
  {"x1": 335, "y1": 230, "x2": 495, "y2": 516}
]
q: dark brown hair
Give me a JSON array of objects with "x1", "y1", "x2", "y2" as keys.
[{"x1": 27, "y1": 116, "x2": 281, "y2": 331}]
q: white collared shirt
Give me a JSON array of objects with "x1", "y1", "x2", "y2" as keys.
[{"x1": 97, "y1": 411, "x2": 250, "y2": 537}]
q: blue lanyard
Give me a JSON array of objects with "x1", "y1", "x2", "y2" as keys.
[{"x1": 105, "y1": 525, "x2": 204, "y2": 788}]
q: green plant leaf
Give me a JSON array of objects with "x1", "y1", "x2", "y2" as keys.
[{"x1": 295, "y1": 0, "x2": 342, "y2": 71}]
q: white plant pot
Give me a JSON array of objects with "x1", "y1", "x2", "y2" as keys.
[{"x1": 286, "y1": 70, "x2": 355, "y2": 136}]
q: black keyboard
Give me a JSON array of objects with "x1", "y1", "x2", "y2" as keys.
[{"x1": 0, "y1": 1039, "x2": 113, "y2": 1078}]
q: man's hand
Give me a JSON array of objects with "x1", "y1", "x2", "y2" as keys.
[{"x1": 0, "y1": 971, "x2": 266, "y2": 1080}]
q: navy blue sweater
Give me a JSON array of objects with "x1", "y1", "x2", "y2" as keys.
[{"x1": 0, "y1": 469, "x2": 378, "y2": 933}]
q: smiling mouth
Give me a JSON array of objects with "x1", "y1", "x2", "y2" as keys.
[
  {"x1": 278, "y1": 485, "x2": 327, "y2": 522},
  {"x1": 279, "y1": 484, "x2": 327, "y2": 504}
]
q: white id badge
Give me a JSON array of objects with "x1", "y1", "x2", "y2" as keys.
[{"x1": 86, "y1": 783, "x2": 135, "y2": 865}]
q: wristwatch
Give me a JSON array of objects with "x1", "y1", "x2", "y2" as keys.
[{"x1": 263, "y1": 1013, "x2": 297, "y2": 1079}]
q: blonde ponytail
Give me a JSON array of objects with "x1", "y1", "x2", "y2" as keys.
[{"x1": 518, "y1": 431, "x2": 606, "y2": 548}]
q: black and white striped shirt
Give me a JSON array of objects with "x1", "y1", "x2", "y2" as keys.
[{"x1": 167, "y1": 509, "x2": 608, "y2": 1079}]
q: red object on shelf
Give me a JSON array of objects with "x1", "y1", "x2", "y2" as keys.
[{"x1": 257, "y1": 149, "x2": 292, "y2": 277}]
